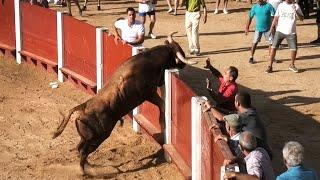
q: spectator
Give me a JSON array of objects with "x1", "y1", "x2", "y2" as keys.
[
  {"x1": 203, "y1": 91, "x2": 273, "y2": 159},
  {"x1": 135, "y1": 0, "x2": 157, "y2": 39},
  {"x1": 214, "y1": 0, "x2": 229, "y2": 14},
  {"x1": 224, "y1": 131, "x2": 275, "y2": 180},
  {"x1": 310, "y1": 8, "x2": 320, "y2": 44},
  {"x1": 245, "y1": 0, "x2": 275, "y2": 64},
  {"x1": 185, "y1": 0, "x2": 207, "y2": 56},
  {"x1": 166, "y1": 0, "x2": 180, "y2": 15},
  {"x1": 114, "y1": 7, "x2": 145, "y2": 47},
  {"x1": 211, "y1": 114, "x2": 243, "y2": 157},
  {"x1": 204, "y1": 58, "x2": 238, "y2": 111},
  {"x1": 266, "y1": 0, "x2": 304, "y2": 73},
  {"x1": 277, "y1": 141, "x2": 318, "y2": 180},
  {"x1": 268, "y1": 0, "x2": 282, "y2": 10}
]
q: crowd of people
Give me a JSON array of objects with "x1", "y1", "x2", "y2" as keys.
[
  {"x1": 109, "y1": 1, "x2": 318, "y2": 178},
  {"x1": 29, "y1": 0, "x2": 319, "y2": 178},
  {"x1": 202, "y1": 57, "x2": 318, "y2": 179}
]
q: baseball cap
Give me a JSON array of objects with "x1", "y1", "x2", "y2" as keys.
[{"x1": 223, "y1": 114, "x2": 242, "y2": 127}]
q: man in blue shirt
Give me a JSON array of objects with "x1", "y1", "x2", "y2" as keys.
[
  {"x1": 245, "y1": 0, "x2": 275, "y2": 64},
  {"x1": 277, "y1": 141, "x2": 318, "y2": 180}
]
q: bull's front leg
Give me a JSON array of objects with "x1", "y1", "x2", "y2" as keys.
[{"x1": 146, "y1": 90, "x2": 165, "y2": 132}]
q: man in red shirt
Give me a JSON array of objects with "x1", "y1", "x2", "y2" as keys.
[{"x1": 204, "y1": 58, "x2": 238, "y2": 111}]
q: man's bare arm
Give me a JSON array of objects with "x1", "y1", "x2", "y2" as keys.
[{"x1": 128, "y1": 34, "x2": 145, "y2": 45}]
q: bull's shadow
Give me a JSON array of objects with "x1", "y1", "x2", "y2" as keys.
[
  {"x1": 83, "y1": 148, "x2": 166, "y2": 179},
  {"x1": 178, "y1": 64, "x2": 320, "y2": 174}
]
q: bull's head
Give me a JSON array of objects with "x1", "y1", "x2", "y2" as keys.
[{"x1": 164, "y1": 32, "x2": 197, "y2": 69}]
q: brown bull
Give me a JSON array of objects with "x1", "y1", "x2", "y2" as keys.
[{"x1": 52, "y1": 32, "x2": 196, "y2": 174}]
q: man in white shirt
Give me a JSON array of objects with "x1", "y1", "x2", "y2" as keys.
[
  {"x1": 266, "y1": 0, "x2": 304, "y2": 73},
  {"x1": 114, "y1": 7, "x2": 145, "y2": 47}
]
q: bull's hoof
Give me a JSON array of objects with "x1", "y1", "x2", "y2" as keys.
[
  {"x1": 81, "y1": 5, "x2": 87, "y2": 11},
  {"x1": 97, "y1": 5, "x2": 101, "y2": 10}
]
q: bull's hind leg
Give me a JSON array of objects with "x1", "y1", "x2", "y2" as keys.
[{"x1": 75, "y1": 118, "x2": 96, "y2": 174}]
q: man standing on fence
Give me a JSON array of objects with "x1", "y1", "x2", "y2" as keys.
[
  {"x1": 185, "y1": 0, "x2": 207, "y2": 56},
  {"x1": 114, "y1": 7, "x2": 145, "y2": 47}
]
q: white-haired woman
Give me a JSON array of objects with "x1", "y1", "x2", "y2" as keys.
[{"x1": 277, "y1": 141, "x2": 318, "y2": 180}]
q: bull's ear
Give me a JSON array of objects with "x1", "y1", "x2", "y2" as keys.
[{"x1": 164, "y1": 40, "x2": 169, "y2": 45}]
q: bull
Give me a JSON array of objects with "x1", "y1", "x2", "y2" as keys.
[{"x1": 52, "y1": 32, "x2": 196, "y2": 174}]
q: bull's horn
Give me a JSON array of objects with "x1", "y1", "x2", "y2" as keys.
[
  {"x1": 176, "y1": 52, "x2": 198, "y2": 65},
  {"x1": 167, "y1": 31, "x2": 178, "y2": 43}
]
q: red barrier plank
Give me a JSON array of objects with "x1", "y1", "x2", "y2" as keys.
[
  {"x1": 63, "y1": 15, "x2": 96, "y2": 83},
  {"x1": 103, "y1": 33, "x2": 132, "y2": 84},
  {"x1": 201, "y1": 114, "x2": 213, "y2": 180},
  {"x1": 139, "y1": 88, "x2": 163, "y2": 132},
  {"x1": 0, "y1": 0, "x2": 15, "y2": 48},
  {"x1": 0, "y1": 0, "x2": 15, "y2": 50},
  {"x1": 21, "y1": 2, "x2": 57, "y2": 64},
  {"x1": 171, "y1": 74, "x2": 195, "y2": 168}
]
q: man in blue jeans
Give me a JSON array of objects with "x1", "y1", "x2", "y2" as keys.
[{"x1": 245, "y1": 0, "x2": 275, "y2": 64}]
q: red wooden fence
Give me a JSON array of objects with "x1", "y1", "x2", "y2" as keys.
[
  {"x1": 62, "y1": 15, "x2": 96, "y2": 93},
  {"x1": 0, "y1": 0, "x2": 15, "y2": 57},
  {"x1": 102, "y1": 33, "x2": 132, "y2": 84},
  {"x1": 171, "y1": 73, "x2": 194, "y2": 168},
  {"x1": 20, "y1": 2, "x2": 57, "y2": 73}
]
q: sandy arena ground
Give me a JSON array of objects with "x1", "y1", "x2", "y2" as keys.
[{"x1": 1, "y1": 0, "x2": 320, "y2": 179}]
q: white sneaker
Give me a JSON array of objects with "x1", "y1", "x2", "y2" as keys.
[
  {"x1": 214, "y1": 9, "x2": 219, "y2": 14},
  {"x1": 149, "y1": 33, "x2": 157, "y2": 39},
  {"x1": 223, "y1": 9, "x2": 229, "y2": 14},
  {"x1": 167, "y1": 8, "x2": 173, "y2": 13}
]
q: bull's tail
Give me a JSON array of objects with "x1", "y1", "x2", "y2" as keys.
[{"x1": 52, "y1": 103, "x2": 86, "y2": 139}]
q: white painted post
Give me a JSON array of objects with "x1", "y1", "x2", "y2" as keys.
[
  {"x1": 132, "y1": 107, "x2": 140, "y2": 132},
  {"x1": 164, "y1": 69, "x2": 179, "y2": 145},
  {"x1": 96, "y1": 27, "x2": 108, "y2": 92},
  {"x1": 14, "y1": 0, "x2": 22, "y2": 64},
  {"x1": 191, "y1": 96, "x2": 207, "y2": 180},
  {"x1": 131, "y1": 46, "x2": 144, "y2": 132},
  {"x1": 57, "y1": 11, "x2": 64, "y2": 82}
]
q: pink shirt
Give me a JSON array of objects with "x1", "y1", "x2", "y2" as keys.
[{"x1": 218, "y1": 77, "x2": 238, "y2": 111}]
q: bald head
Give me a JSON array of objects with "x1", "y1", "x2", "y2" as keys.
[{"x1": 239, "y1": 131, "x2": 257, "y2": 152}]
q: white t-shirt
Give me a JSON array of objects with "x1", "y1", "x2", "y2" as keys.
[
  {"x1": 275, "y1": 2, "x2": 303, "y2": 34},
  {"x1": 114, "y1": 19, "x2": 145, "y2": 44},
  {"x1": 267, "y1": 0, "x2": 282, "y2": 10},
  {"x1": 138, "y1": 1, "x2": 156, "y2": 13}
]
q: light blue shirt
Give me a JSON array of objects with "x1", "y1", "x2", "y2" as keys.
[
  {"x1": 277, "y1": 165, "x2": 318, "y2": 180},
  {"x1": 249, "y1": 2, "x2": 276, "y2": 32}
]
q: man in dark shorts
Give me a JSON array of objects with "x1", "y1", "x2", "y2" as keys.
[{"x1": 136, "y1": 0, "x2": 157, "y2": 39}]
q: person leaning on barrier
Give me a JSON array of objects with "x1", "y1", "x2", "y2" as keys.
[
  {"x1": 203, "y1": 91, "x2": 273, "y2": 159},
  {"x1": 204, "y1": 58, "x2": 238, "y2": 111},
  {"x1": 277, "y1": 141, "x2": 318, "y2": 180},
  {"x1": 114, "y1": 7, "x2": 145, "y2": 47},
  {"x1": 224, "y1": 131, "x2": 275, "y2": 180},
  {"x1": 210, "y1": 114, "x2": 243, "y2": 158}
]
